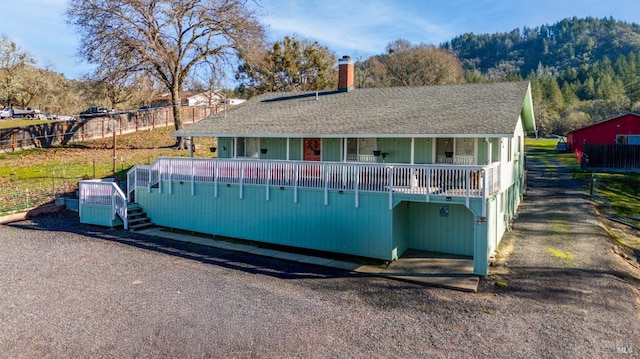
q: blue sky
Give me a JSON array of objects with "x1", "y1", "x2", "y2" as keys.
[{"x1": 1, "y1": 0, "x2": 639, "y2": 84}]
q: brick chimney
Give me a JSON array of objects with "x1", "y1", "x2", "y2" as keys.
[{"x1": 338, "y1": 55, "x2": 354, "y2": 92}]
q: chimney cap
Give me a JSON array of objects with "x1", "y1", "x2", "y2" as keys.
[{"x1": 342, "y1": 55, "x2": 351, "y2": 60}]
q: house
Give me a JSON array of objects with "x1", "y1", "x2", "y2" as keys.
[
  {"x1": 566, "y1": 112, "x2": 640, "y2": 154},
  {"x1": 79, "y1": 56, "x2": 536, "y2": 276},
  {"x1": 186, "y1": 91, "x2": 223, "y2": 107},
  {"x1": 150, "y1": 91, "x2": 199, "y2": 107}
]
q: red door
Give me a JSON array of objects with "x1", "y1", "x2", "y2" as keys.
[{"x1": 303, "y1": 138, "x2": 321, "y2": 161}]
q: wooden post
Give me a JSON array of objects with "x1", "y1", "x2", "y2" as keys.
[{"x1": 112, "y1": 121, "x2": 117, "y2": 174}]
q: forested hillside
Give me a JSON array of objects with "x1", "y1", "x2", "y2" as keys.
[
  {"x1": 443, "y1": 17, "x2": 640, "y2": 78},
  {"x1": 442, "y1": 17, "x2": 640, "y2": 135}
]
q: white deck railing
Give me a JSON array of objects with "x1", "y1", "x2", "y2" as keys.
[
  {"x1": 128, "y1": 158, "x2": 501, "y2": 210},
  {"x1": 79, "y1": 179, "x2": 128, "y2": 229}
]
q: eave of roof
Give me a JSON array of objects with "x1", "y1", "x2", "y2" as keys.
[
  {"x1": 174, "y1": 81, "x2": 532, "y2": 138},
  {"x1": 566, "y1": 112, "x2": 640, "y2": 135}
]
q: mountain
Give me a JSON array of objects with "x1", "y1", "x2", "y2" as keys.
[{"x1": 442, "y1": 17, "x2": 640, "y2": 78}]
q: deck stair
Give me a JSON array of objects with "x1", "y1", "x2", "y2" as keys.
[{"x1": 127, "y1": 203, "x2": 155, "y2": 232}]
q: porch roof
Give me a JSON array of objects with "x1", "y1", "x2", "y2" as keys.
[{"x1": 174, "y1": 81, "x2": 534, "y2": 139}]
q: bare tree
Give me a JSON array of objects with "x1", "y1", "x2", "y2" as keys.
[{"x1": 66, "y1": 0, "x2": 265, "y2": 149}]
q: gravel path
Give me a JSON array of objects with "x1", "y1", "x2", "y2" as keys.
[{"x1": 0, "y1": 158, "x2": 639, "y2": 358}]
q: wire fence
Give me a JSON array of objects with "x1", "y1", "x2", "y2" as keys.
[{"x1": 0, "y1": 175, "x2": 81, "y2": 215}]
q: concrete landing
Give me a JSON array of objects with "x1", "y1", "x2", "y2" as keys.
[
  {"x1": 137, "y1": 229, "x2": 479, "y2": 292},
  {"x1": 373, "y1": 250, "x2": 479, "y2": 292}
]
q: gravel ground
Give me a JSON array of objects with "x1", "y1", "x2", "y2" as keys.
[{"x1": 0, "y1": 159, "x2": 639, "y2": 358}]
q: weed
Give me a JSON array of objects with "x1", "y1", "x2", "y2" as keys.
[{"x1": 546, "y1": 246, "x2": 574, "y2": 265}]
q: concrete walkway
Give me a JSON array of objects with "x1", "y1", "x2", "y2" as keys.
[{"x1": 137, "y1": 228, "x2": 479, "y2": 292}]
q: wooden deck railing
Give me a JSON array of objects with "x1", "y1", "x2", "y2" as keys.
[{"x1": 128, "y1": 158, "x2": 501, "y2": 209}]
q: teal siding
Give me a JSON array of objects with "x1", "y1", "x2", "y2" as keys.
[
  {"x1": 405, "y1": 202, "x2": 474, "y2": 256},
  {"x1": 217, "y1": 138, "x2": 233, "y2": 158},
  {"x1": 259, "y1": 137, "x2": 287, "y2": 160},
  {"x1": 80, "y1": 204, "x2": 122, "y2": 227},
  {"x1": 414, "y1": 138, "x2": 434, "y2": 164},
  {"x1": 137, "y1": 181, "x2": 397, "y2": 260},
  {"x1": 477, "y1": 139, "x2": 489, "y2": 165},
  {"x1": 289, "y1": 138, "x2": 302, "y2": 160},
  {"x1": 322, "y1": 138, "x2": 342, "y2": 162},
  {"x1": 377, "y1": 138, "x2": 411, "y2": 163}
]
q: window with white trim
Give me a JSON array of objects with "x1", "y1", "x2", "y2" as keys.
[
  {"x1": 346, "y1": 138, "x2": 377, "y2": 162},
  {"x1": 235, "y1": 137, "x2": 260, "y2": 158}
]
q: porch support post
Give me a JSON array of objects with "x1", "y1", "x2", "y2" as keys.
[
  {"x1": 191, "y1": 158, "x2": 195, "y2": 196},
  {"x1": 410, "y1": 137, "x2": 415, "y2": 164},
  {"x1": 214, "y1": 160, "x2": 219, "y2": 198},
  {"x1": 266, "y1": 162, "x2": 271, "y2": 201},
  {"x1": 343, "y1": 138, "x2": 348, "y2": 162},
  {"x1": 168, "y1": 159, "x2": 172, "y2": 195},
  {"x1": 485, "y1": 137, "x2": 492, "y2": 165},
  {"x1": 388, "y1": 167, "x2": 393, "y2": 210},
  {"x1": 425, "y1": 167, "x2": 431, "y2": 202},
  {"x1": 293, "y1": 163, "x2": 299, "y2": 203},
  {"x1": 473, "y1": 216, "x2": 489, "y2": 275},
  {"x1": 239, "y1": 161, "x2": 244, "y2": 199},
  {"x1": 465, "y1": 168, "x2": 470, "y2": 209},
  {"x1": 482, "y1": 169, "x2": 487, "y2": 217},
  {"x1": 286, "y1": 138, "x2": 290, "y2": 161},
  {"x1": 324, "y1": 163, "x2": 329, "y2": 206},
  {"x1": 354, "y1": 165, "x2": 360, "y2": 208}
]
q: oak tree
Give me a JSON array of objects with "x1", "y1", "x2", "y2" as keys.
[{"x1": 66, "y1": 0, "x2": 265, "y2": 148}]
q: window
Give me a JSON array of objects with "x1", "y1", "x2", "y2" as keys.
[
  {"x1": 235, "y1": 137, "x2": 260, "y2": 158},
  {"x1": 346, "y1": 138, "x2": 377, "y2": 162},
  {"x1": 436, "y1": 138, "x2": 475, "y2": 164}
]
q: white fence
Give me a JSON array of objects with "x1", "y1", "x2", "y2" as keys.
[{"x1": 79, "y1": 179, "x2": 128, "y2": 229}]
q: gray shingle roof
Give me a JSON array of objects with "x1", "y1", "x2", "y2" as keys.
[{"x1": 174, "y1": 81, "x2": 531, "y2": 138}]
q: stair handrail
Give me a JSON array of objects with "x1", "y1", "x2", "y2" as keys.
[{"x1": 111, "y1": 182, "x2": 128, "y2": 230}]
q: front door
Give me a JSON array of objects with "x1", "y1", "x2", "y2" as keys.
[{"x1": 303, "y1": 138, "x2": 321, "y2": 161}]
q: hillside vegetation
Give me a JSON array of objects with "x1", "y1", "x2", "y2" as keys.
[{"x1": 441, "y1": 17, "x2": 640, "y2": 136}]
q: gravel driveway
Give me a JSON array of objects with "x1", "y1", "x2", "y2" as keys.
[{"x1": 0, "y1": 158, "x2": 639, "y2": 358}]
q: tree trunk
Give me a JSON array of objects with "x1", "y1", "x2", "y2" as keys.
[{"x1": 171, "y1": 85, "x2": 187, "y2": 149}]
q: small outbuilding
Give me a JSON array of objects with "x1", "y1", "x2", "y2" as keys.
[{"x1": 567, "y1": 112, "x2": 640, "y2": 155}]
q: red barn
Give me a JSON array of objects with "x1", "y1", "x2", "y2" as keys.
[{"x1": 567, "y1": 112, "x2": 640, "y2": 156}]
